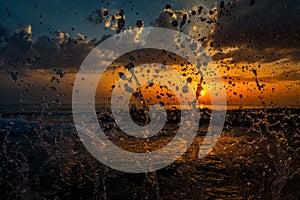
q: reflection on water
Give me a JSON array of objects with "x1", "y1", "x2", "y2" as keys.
[{"x1": 0, "y1": 108, "x2": 299, "y2": 199}]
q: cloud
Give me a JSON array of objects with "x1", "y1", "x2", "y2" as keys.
[
  {"x1": 273, "y1": 68, "x2": 300, "y2": 81},
  {"x1": 222, "y1": 68, "x2": 300, "y2": 84},
  {"x1": 151, "y1": 6, "x2": 217, "y2": 44},
  {"x1": 87, "y1": 8, "x2": 126, "y2": 33},
  {"x1": 0, "y1": 24, "x2": 111, "y2": 72},
  {"x1": 213, "y1": 0, "x2": 300, "y2": 63},
  {"x1": 31, "y1": 31, "x2": 95, "y2": 71},
  {"x1": 212, "y1": 46, "x2": 300, "y2": 64},
  {"x1": 151, "y1": 8, "x2": 188, "y2": 30},
  {"x1": 1, "y1": 25, "x2": 33, "y2": 67}
]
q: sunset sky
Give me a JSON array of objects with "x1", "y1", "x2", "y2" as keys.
[{"x1": 0, "y1": 0, "x2": 299, "y2": 109}]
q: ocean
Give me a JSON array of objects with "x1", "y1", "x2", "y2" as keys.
[{"x1": 0, "y1": 106, "x2": 299, "y2": 199}]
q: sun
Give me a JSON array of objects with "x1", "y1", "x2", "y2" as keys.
[{"x1": 200, "y1": 90, "x2": 206, "y2": 96}]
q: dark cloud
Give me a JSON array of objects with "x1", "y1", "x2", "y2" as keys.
[
  {"x1": 151, "y1": 6, "x2": 217, "y2": 44},
  {"x1": 216, "y1": 0, "x2": 300, "y2": 47},
  {"x1": 273, "y1": 68, "x2": 300, "y2": 82},
  {"x1": 31, "y1": 32, "x2": 96, "y2": 71},
  {"x1": 0, "y1": 24, "x2": 111, "y2": 72},
  {"x1": 223, "y1": 68, "x2": 300, "y2": 84},
  {"x1": 151, "y1": 9, "x2": 187, "y2": 30},
  {"x1": 212, "y1": 46, "x2": 300, "y2": 64},
  {"x1": 213, "y1": 0, "x2": 300, "y2": 63},
  {"x1": 87, "y1": 8, "x2": 126, "y2": 33},
  {"x1": 1, "y1": 25, "x2": 33, "y2": 65}
]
